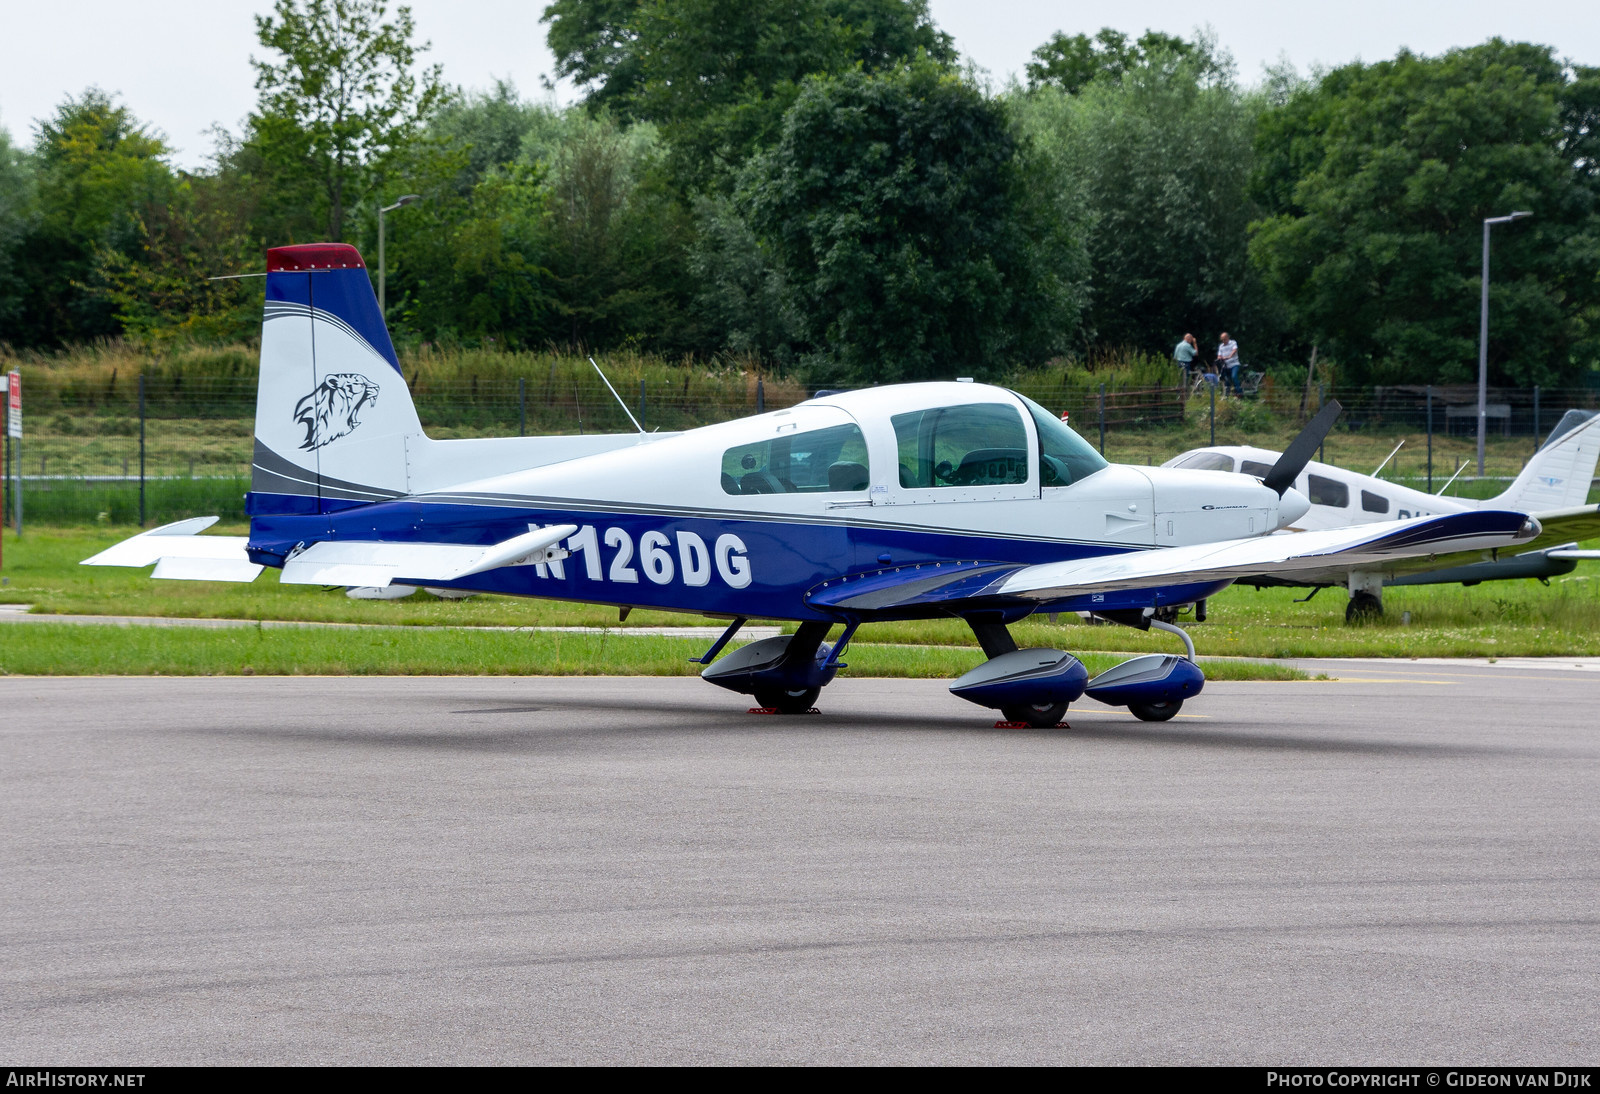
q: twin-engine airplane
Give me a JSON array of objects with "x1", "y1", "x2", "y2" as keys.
[
  {"x1": 86, "y1": 243, "x2": 1543, "y2": 725},
  {"x1": 1165, "y1": 412, "x2": 1600, "y2": 621}
]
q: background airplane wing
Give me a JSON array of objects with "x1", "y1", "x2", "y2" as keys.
[
  {"x1": 1263, "y1": 502, "x2": 1600, "y2": 587},
  {"x1": 806, "y1": 510, "x2": 1537, "y2": 616},
  {"x1": 1523, "y1": 504, "x2": 1600, "y2": 550}
]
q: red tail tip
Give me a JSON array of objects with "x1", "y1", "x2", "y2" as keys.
[{"x1": 266, "y1": 243, "x2": 366, "y2": 272}]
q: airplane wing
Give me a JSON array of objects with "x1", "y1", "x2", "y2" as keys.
[
  {"x1": 806, "y1": 510, "x2": 1537, "y2": 616},
  {"x1": 83, "y1": 518, "x2": 577, "y2": 589}
]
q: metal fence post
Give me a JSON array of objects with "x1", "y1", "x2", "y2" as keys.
[
  {"x1": 6, "y1": 429, "x2": 13, "y2": 535},
  {"x1": 518, "y1": 377, "x2": 526, "y2": 436},
  {"x1": 1533, "y1": 384, "x2": 1540, "y2": 441},
  {"x1": 1208, "y1": 380, "x2": 1215, "y2": 447},
  {"x1": 639, "y1": 379, "x2": 646, "y2": 429},
  {"x1": 756, "y1": 378, "x2": 765, "y2": 415},
  {"x1": 1098, "y1": 383, "x2": 1107, "y2": 454},
  {"x1": 138, "y1": 373, "x2": 146, "y2": 527},
  {"x1": 1426, "y1": 385, "x2": 1434, "y2": 492}
]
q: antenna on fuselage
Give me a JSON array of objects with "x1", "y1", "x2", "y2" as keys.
[
  {"x1": 1436, "y1": 460, "x2": 1468, "y2": 496},
  {"x1": 1371, "y1": 439, "x2": 1405, "y2": 478},
  {"x1": 588, "y1": 356, "x2": 645, "y2": 434}
]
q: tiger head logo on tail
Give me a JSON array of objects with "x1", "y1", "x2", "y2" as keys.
[{"x1": 293, "y1": 373, "x2": 380, "y2": 451}]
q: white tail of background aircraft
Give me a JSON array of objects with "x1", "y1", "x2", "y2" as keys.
[{"x1": 1484, "y1": 410, "x2": 1600, "y2": 513}]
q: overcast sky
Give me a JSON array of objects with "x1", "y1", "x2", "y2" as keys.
[{"x1": 3, "y1": 0, "x2": 1597, "y2": 170}]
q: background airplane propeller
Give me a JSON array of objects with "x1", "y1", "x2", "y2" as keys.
[{"x1": 1261, "y1": 400, "x2": 1343, "y2": 496}]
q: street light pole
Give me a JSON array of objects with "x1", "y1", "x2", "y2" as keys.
[
  {"x1": 1477, "y1": 210, "x2": 1532, "y2": 476},
  {"x1": 377, "y1": 194, "x2": 422, "y2": 317}
]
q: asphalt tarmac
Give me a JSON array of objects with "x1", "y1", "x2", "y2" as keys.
[{"x1": 2, "y1": 666, "x2": 1597, "y2": 1065}]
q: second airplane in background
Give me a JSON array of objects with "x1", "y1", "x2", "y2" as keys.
[{"x1": 1164, "y1": 411, "x2": 1600, "y2": 620}]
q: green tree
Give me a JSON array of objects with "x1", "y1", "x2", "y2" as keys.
[
  {"x1": 687, "y1": 193, "x2": 798, "y2": 363},
  {"x1": 1025, "y1": 27, "x2": 1222, "y2": 95},
  {"x1": 93, "y1": 172, "x2": 261, "y2": 346},
  {"x1": 1013, "y1": 51, "x2": 1272, "y2": 357},
  {"x1": 542, "y1": 0, "x2": 648, "y2": 115},
  {"x1": 14, "y1": 90, "x2": 174, "y2": 346},
  {"x1": 536, "y1": 114, "x2": 698, "y2": 349},
  {"x1": 0, "y1": 122, "x2": 35, "y2": 338},
  {"x1": 241, "y1": 0, "x2": 445, "y2": 242},
  {"x1": 1250, "y1": 41, "x2": 1600, "y2": 388},
  {"x1": 545, "y1": 0, "x2": 955, "y2": 191},
  {"x1": 745, "y1": 62, "x2": 1085, "y2": 383},
  {"x1": 383, "y1": 104, "x2": 696, "y2": 351}
]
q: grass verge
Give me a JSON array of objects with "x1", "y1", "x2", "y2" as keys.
[
  {"x1": 0, "y1": 623, "x2": 1308, "y2": 680},
  {"x1": 3, "y1": 525, "x2": 1598, "y2": 667}
]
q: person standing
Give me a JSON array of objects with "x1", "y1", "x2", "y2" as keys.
[
  {"x1": 1216, "y1": 332, "x2": 1242, "y2": 396},
  {"x1": 1173, "y1": 334, "x2": 1198, "y2": 387}
]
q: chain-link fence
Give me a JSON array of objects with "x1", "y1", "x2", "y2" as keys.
[{"x1": 6, "y1": 372, "x2": 1599, "y2": 526}]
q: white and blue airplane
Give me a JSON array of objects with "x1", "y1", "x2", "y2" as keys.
[
  {"x1": 1164, "y1": 412, "x2": 1600, "y2": 621},
  {"x1": 85, "y1": 243, "x2": 1543, "y2": 725}
]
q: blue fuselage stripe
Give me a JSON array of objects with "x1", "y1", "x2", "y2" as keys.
[{"x1": 247, "y1": 494, "x2": 1223, "y2": 620}]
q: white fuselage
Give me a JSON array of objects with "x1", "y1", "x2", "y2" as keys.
[{"x1": 1163, "y1": 445, "x2": 1471, "y2": 532}]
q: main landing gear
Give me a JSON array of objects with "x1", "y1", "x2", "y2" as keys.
[
  {"x1": 698, "y1": 619, "x2": 844, "y2": 714},
  {"x1": 695, "y1": 611, "x2": 1205, "y2": 725},
  {"x1": 949, "y1": 612, "x2": 1206, "y2": 725},
  {"x1": 1345, "y1": 570, "x2": 1385, "y2": 624}
]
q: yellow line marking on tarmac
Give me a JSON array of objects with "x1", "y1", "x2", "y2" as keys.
[
  {"x1": 1066, "y1": 709, "x2": 1213, "y2": 720},
  {"x1": 1310, "y1": 670, "x2": 1579, "y2": 683},
  {"x1": 1311, "y1": 677, "x2": 1456, "y2": 685}
]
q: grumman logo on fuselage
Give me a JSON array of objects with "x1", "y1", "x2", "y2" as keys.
[{"x1": 294, "y1": 373, "x2": 379, "y2": 451}]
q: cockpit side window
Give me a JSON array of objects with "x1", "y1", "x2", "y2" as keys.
[
  {"x1": 1307, "y1": 474, "x2": 1349, "y2": 507},
  {"x1": 1241, "y1": 460, "x2": 1274, "y2": 478},
  {"x1": 892, "y1": 404, "x2": 1031, "y2": 488},
  {"x1": 720, "y1": 422, "x2": 870, "y2": 495},
  {"x1": 1019, "y1": 395, "x2": 1108, "y2": 486},
  {"x1": 1172, "y1": 451, "x2": 1236, "y2": 472}
]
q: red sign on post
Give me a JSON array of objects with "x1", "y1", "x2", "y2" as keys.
[{"x1": 6, "y1": 370, "x2": 18, "y2": 437}]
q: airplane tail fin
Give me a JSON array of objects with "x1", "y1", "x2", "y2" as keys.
[
  {"x1": 1485, "y1": 410, "x2": 1600, "y2": 513},
  {"x1": 250, "y1": 243, "x2": 422, "y2": 515}
]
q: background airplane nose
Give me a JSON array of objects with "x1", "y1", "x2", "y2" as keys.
[{"x1": 1277, "y1": 487, "x2": 1311, "y2": 528}]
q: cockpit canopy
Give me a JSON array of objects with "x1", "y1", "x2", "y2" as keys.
[{"x1": 714, "y1": 387, "x2": 1106, "y2": 497}]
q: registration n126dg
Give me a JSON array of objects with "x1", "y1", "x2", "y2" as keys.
[{"x1": 530, "y1": 524, "x2": 752, "y2": 589}]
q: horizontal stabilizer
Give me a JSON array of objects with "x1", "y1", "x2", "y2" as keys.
[
  {"x1": 280, "y1": 524, "x2": 578, "y2": 588},
  {"x1": 82, "y1": 517, "x2": 262, "y2": 582}
]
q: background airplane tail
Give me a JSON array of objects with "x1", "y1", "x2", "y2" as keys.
[
  {"x1": 250, "y1": 243, "x2": 422, "y2": 515},
  {"x1": 1485, "y1": 410, "x2": 1600, "y2": 513}
]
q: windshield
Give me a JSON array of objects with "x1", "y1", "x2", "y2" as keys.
[{"x1": 1017, "y1": 394, "x2": 1107, "y2": 486}]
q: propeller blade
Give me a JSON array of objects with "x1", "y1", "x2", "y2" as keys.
[{"x1": 1262, "y1": 399, "x2": 1342, "y2": 496}]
